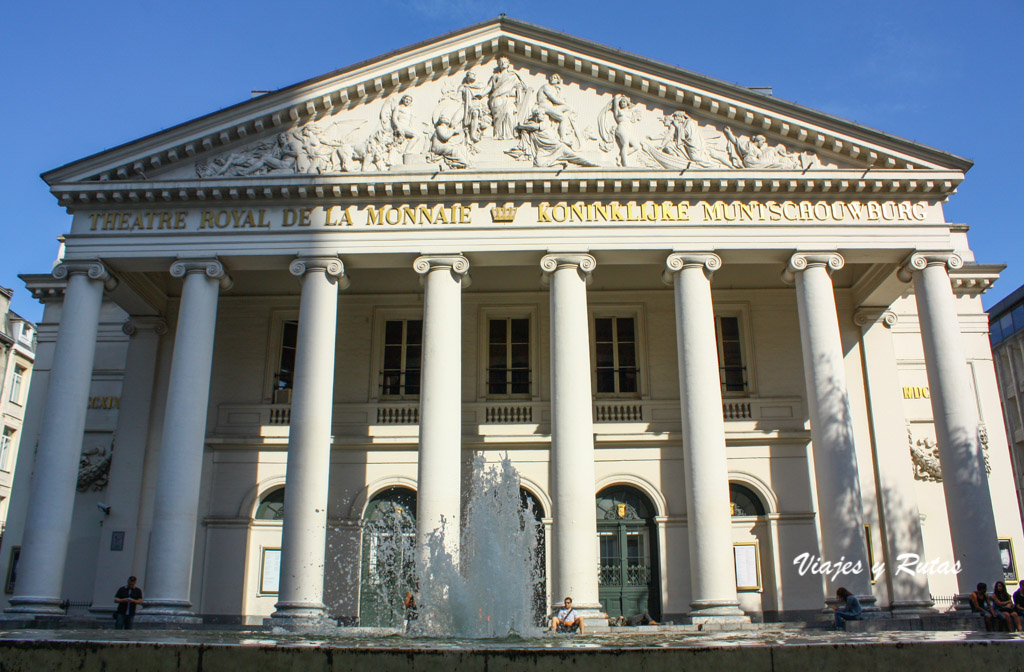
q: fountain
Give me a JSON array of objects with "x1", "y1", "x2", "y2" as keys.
[{"x1": 360, "y1": 454, "x2": 544, "y2": 638}]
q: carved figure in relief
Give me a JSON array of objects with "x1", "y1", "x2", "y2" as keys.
[
  {"x1": 458, "y1": 72, "x2": 488, "y2": 143},
  {"x1": 535, "y1": 73, "x2": 581, "y2": 149},
  {"x1": 597, "y1": 94, "x2": 647, "y2": 167},
  {"x1": 336, "y1": 128, "x2": 395, "y2": 172},
  {"x1": 77, "y1": 444, "x2": 112, "y2": 492},
  {"x1": 511, "y1": 109, "x2": 598, "y2": 168},
  {"x1": 477, "y1": 56, "x2": 527, "y2": 140},
  {"x1": 428, "y1": 113, "x2": 473, "y2": 170},
  {"x1": 646, "y1": 111, "x2": 732, "y2": 169},
  {"x1": 383, "y1": 94, "x2": 428, "y2": 155},
  {"x1": 196, "y1": 132, "x2": 300, "y2": 177},
  {"x1": 723, "y1": 126, "x2": 821, "y2": 170}
]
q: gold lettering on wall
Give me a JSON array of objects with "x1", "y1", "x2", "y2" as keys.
[
  {"x1": 902, "y1": 386, "x2": 930, "y2": 399},
  {"x1": 87, "y1": 396, "x2": 120, "y2": 409}
]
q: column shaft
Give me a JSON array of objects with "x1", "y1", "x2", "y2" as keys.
[
  {"x1": 666, "y1": 253, "x2": 745, "y2": 621},
  {"x1": 905, "y1": 253, "x2": 1002, "y2": 593},
  {"x1": 144, "y1": 260, "x2": 229, "y2": 617},
  {"x1": 787, "y1": 253, "x2": 873, "y2": 600},
  {"x1": 7, "y1": 263, "x2": 110, "y2": 614},
  {"x1": 414, "y1": 255, "x2": 468, "y2": 570},
  {"x1": 273, "y1": 257, "x2": 345, "y2": 621},
  {"x1": 543, "y1": 254, "x2": 601, "y2": 611}
]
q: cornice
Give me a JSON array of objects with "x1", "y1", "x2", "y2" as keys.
[
  {"x1": 50, "y1": 169, "x2": 962, "y2": 211},
  {"x1": 43, "y1": 18, "x2": 970, "y2": 188}
]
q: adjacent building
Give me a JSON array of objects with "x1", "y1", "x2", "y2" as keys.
[
  {"x1": 0, "y1": 18, "x2": 1019, "y2": 624},
  {"x1": 0, "y1": 288, "x2": 36, "y2": 544},
  {"x1": 989, "y1": 284, "x2": 1024, "y2": 526}
]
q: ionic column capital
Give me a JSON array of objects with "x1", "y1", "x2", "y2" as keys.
[
  {"x1": 413, "y1": 254, "x2": 470, "y2": 287},
  {"x1": 289, "y1": 256, "x2": 350, "y2": 289},
  {"x1": 540, "y1": 253, "x2": 596, "y2": 287},
  {"x1": 897, "y1": 251, "x2": 964, "y2": 282},
  {"x1": 663, "y1": 252, "x2": 722, "y2": 284},
  {"x1": 169, "y1": 258, "x2": 233, "y2": 290},
  {"x1": 122, "y1": 317, "x2": 169, "y2": 337},
  {"x1": 52, "y1": 260, "x2": 117, "y2": 291},
  {"x1": 853, "y1": 307, "x2": 898, "y2": 329},
  {"x1": 782, "y1": 252, "x2": 844, "y2": 284}
]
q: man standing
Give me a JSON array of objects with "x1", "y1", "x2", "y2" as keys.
[{"x1": 114, "y1": 576, "x2": 143, "y2": 629}]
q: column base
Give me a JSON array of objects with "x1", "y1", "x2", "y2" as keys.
[
  {"x1": 270, "y1": 600, "x2": 333, "y2": 627},
  {"x1": 4, "y1": 596, "x2": 66, "y2": 617},
  {"x1": 687, "y1": 600, "x2": 750, "y2": 625},
  {"x1": 134, "y1": 599, "x2": 202, "y2": 624},
  {"x1": 890, "y1": 599, "x2": 937, "y2": 616}
]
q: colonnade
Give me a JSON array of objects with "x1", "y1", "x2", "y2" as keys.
[{"x1": 4, "y1": 248, "x2": 1001, "y2": 619}]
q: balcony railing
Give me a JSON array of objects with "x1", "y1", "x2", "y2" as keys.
[{"x1": 215, "y1": 396, "x2": 804, "y2": 437}]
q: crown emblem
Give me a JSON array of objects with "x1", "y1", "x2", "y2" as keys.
[{"x1": 491, "y1": 206, "x2": 518, "y2": 223}]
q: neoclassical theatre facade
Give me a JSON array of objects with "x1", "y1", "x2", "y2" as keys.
[{"x1": 1, "y1": 18, "x2": 1020, "y2": 625}]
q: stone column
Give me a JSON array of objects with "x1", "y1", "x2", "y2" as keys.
[
  {"x1": 143, "y1": 259, "x2": 231, "y2": 619},
  {"x1": 541, "y1": 253, "x2": 603, "y2": 618},
  {"x1": 854, "y1": 307, "x2": 933, "y2": 613},
  {"x1": 6, "y1": 261, "x2": 115, "y2": 615},
  {"x1": 272, "y1": 257, "x2": 347, "y2": 623},
  {"x1": 899, "y1": 252, "x2": 1002, "y2": 596},
  {"x1": 89, "y1": 317, "x2": 167, "y2": 614},
  {"x1": 413, "y1": 255, "x2": 469, "y2": 571},
  {"x1": 665, "y1": 253, "x2": 747, "y2": 622},
  {"x1": 783, "y1": 252, "x2": 874, "y2": 604}
]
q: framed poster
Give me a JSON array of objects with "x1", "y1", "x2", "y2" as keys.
[
  {"x1": 110, "y1": 531, "x2": 125, "y2": 552},
  {"x1": 734, "y1": 542, "x2": 761, "y2": 591},
  {"x1": 4, "y1": 546, "x2": 20, "y2": 594},
  {"x1": 999, "y1": 538, "x2": 1017, "y2": 584},
  {"x1": 260, "y1": 548, "x2": 281, "y2": 595}
]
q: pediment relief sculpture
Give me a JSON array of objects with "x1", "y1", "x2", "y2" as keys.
[{"x1": 193, "y1": 57, "x2": 839, "y2": 179}]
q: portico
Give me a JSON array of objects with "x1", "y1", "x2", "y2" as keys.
[{"x1": 1, "y1": 18, "x2": 1020, "y2": 627}]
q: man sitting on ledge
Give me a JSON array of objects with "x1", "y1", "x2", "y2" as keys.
[{"x1": 549, "y1": 596, "x2": 585, "y2": 634}]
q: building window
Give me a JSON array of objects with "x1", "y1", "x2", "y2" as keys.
[
  {"x1": 275, "y1": 321, "x2": 298, "y2": 392},
  {"x1": 716, "y1": 316, "x2": 746, "y2": 394},
  {"x1": 0, "y1": 428, "x2": 13, "y2": 472},
  {"x1": 595, "y1": 317, "x2": 638, "y2": 395},
  {"x1": 381, "y1": 320, "x2": 422, "y2": 398},
  {"x1": 254, "y1": 488, "x2": 285, "y2": 520},
  {"x1": 9, "y1": 366, "x2": 24, "y2": 405},
  {"x1": 488, "y1": 318, "x2": 530, "y2": 396}
]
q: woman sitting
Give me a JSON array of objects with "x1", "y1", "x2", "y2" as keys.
[{"x1": 992, "y1": 581, "x2": 1021, "y2": 631}]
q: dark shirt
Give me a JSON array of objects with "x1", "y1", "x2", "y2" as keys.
[
  {"x1": 1014, "y1": 589, "x2": 1024, "y2": 610},
  {"x1": 115, "y1": 586, "x2": 142, "y2": 616}
]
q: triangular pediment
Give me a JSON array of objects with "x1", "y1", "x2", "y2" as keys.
[{"x1": 44, "y1": 17, "x2": 970, "y2": 196}]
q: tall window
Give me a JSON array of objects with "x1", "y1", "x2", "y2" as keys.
[
  {"x1": 381, "y1": 320, "x2": 422, "y2": 397},
  {"x1": 275, "y1": 321, "x2": 298, "y2": 391},
  {"x1": 0, "y1": 427, "x2": 13, "y2": 471},
  {"x1": 488, "y1": 318, "x2": 530, "y2": 396},
  {"x1": 9, "y1": 366, "x2": 24, "y2": 404},
  {"x1": 716, "y1": 316, "x2": 746, "y2": 393},
  {"x1": 595, "y1": 317, "x2": 638, "y2": 395}
]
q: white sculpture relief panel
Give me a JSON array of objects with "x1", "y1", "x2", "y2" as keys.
[{"x1": 188, "y1": 57, "x2": 841, "y2": 179}]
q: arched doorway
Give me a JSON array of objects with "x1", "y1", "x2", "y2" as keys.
[
  {"x1": 520, "y1": 487, "x2": 546, "y2": 624},
  {"x1": 596, "y1": 486, "x2": 660, "y2": 619},
  {"x1": 358, "y1": 486, "x2": 417, "y2": 627}
]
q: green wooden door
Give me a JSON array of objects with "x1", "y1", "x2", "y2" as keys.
[
  {"x1": 596, "y1": 487, "x2": 659, "y2": 620},
  {"x1": 359, "y1": 487, "x2": 417, "y2": 627}
]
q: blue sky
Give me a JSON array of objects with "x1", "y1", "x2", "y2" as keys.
[{"x1": 2, "y1": 0, "x2": 1021, "y2": 322}]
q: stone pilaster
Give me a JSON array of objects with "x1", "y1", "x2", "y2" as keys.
[
  {"x1": 900, "y1": 252, "x2": 1002, "y2": 598},
  {"x1": 854, "y1": 307, "x2": 933, "y2": 613},
  {"x1": 272, "y1": 256, "x2": 347, "y2": 623},
  {"x1": 6, "y1": 261, "x2": 114, "y2": 615},
  {"x1": 142, "y1": 259, "x2": 230, "y2": 619},
  {"x1": 89, "y1": 317, "x2": 168, "y2": 615},
  {"x1": 665, "y1": 253, "x2": 747, "y2": 622}
]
